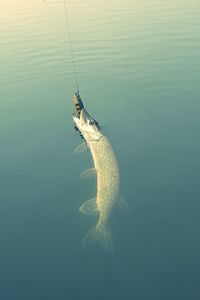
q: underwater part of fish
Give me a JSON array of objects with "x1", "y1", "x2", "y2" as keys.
[{"x1": 73, "y1": 91, "x2": 121, "y2": 252}]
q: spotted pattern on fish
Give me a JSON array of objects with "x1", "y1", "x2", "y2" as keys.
[{"x1": 89, "y1": 135, "x2": 119, "y2": 229}]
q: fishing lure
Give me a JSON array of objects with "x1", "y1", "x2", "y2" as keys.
[{"x1": 73, "y1": 90, "x2": 84, "y2": 118}]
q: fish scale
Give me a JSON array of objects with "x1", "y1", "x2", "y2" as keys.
[{"x1": 88, "y1": 136, "x2": 119, "y2": 234}]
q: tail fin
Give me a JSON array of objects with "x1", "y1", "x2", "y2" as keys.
[{"x1": 83, "y1": 224, "x2": 114, "y2": 253}]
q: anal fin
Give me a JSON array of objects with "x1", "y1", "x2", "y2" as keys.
[{"x1": 79, "y1": 198, "x2": 98, "y2": 216}]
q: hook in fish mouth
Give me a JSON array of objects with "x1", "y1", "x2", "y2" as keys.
[
  {"x1": 73, "y1": 90, "x2": 100, "y2": 128},
  {"x1": 73, "y1": 91, "x2": 102, "y2": 141}
]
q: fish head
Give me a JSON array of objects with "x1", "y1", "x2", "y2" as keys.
[{"x1": 73, "y1": 108, "x2": 102, "y2": 141}]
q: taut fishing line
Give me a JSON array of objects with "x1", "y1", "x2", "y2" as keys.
[
  {"x1": 63, "y1": 0, "x2": 79, "y2": 92},
  {"x1": 63, "y1": 1, "x2": 116, "y2": 299}
]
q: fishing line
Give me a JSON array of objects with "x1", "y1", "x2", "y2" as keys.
[{"x1": 63, "y1": 0, "x2": 79, "y2": 92}]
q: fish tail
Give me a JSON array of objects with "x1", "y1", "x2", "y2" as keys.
[{"x1": 83, "y1": 223, "x2": 114, "y2": 253}]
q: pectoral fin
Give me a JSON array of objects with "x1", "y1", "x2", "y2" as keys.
[
  {"x1": 80, "y1": 168, "x2": 97, "y2": 179},
  {"x1": 79, "y1": 198, "x2": 98, "y2": 215},
  {"x1": 73, "y1": 142, "x2": 87, "y2": 154}
]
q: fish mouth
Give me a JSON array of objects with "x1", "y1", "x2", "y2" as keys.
[
  {"x1": 80, "y1": 108, "x2": 90, "y2": 124},
  {"x1": 73, "y1": 91, "x2": 100, "y2": 136}
]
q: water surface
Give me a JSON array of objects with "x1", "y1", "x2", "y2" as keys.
[{"x1": 1, "y1": 1, "x2": 200, "y2": 299}]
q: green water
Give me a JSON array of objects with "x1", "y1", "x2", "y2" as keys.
[{"x1": 1, "y1": 0, "x2": 200, "y2": 299}]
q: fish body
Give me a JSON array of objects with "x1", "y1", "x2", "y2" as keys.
[
  {"x1": 90, "y1": 136, "x2": 119, "y2": 229},
  {"x1": 73, "y1": 92, "x2": 120, "y2": 251}
]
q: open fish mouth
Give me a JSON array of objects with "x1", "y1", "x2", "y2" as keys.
[{"x1": 73, "y1": 91, "x2": 100, "y2": 130}]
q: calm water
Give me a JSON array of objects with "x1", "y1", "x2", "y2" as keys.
[{"x1": 1, "y1": 0, "x2": 200, "y2": 299}]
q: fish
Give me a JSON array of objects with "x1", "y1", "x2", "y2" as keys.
[{"x1": 73, "y1": 91, "x2": 122, "y2": 252}]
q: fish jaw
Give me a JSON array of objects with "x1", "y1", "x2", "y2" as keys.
[{"x1": 73, "y1": 108, "x2": 102, "y2": 142}]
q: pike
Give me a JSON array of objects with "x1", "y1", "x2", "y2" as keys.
[{"x1": 73, "y1": 91, "x2": 122, "y2": 252}]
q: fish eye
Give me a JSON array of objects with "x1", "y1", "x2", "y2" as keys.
[{"x1": 89, "y1": 120, "x2": 95, "y2": 126}]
